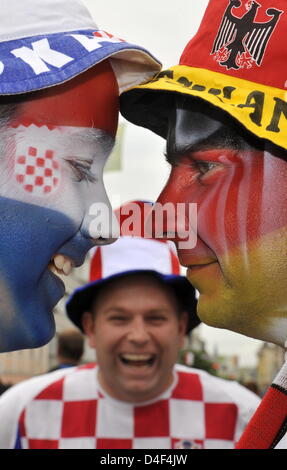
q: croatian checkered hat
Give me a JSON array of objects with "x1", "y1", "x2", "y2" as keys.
[
  {"x1": 90, "y1": 200, "x2": 181, "y2": 280},
  {"x1": 67, "y1": 201, "x2": 200, "y2": 333},
  {"x1": 0, "y1": 0, "x2": 161, "y2": 95}
]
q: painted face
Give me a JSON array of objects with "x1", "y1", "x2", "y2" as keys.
[
  {"x1": 156, "y1": 98, "x2": 287, "y2": 346},
  {"x1": 83, "y1": 275, "x2": 187, "y2": 403},
  {"x1": 0, "y1": 61, "x2": 120, "y2": 352}
]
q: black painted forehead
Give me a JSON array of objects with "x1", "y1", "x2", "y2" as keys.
[
  {"x1": 166, "y1": 96, "x2": 287, "y2": 164},
  {"x1": 168, "y1": 95, "x2": 254, "y2": 153}
]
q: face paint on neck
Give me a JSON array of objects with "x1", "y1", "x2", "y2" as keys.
[{"x1": 10, "y1": 60, "x2": 119, "y2": 136}]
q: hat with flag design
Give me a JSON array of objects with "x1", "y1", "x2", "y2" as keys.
[
  {"x1": 66, "y1": 201, "x2": 200, "y2": 334},
  {"x1": 121, "y1": 0, "x2": 287, "y2": 150},
  {"x1": 0, "y1": 0, "x2": 161, "y2": 95}
]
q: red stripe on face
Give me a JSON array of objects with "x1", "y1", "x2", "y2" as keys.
[
  {"x1": 157, "y1": 148, "x2": 287, "y2": 259},
  {"x1": 10, "y1": 60, "x2": 119, "y2": 136},
  {"x1": 245, "y1": 151, "x2": 264, "y2": 242}
]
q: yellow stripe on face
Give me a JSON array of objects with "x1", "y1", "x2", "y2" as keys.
[
  {"x1": 191, "y1": 225, "x2": 287, "y2": 346},
  {"x1": 133, "y1": 66, "x2": 287, "y2": 151}
]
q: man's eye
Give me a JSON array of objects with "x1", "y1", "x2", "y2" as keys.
[
  {"x1": 148, "y1": 316, "x2": 166, "y2": 323},
  {"x1": 164, "y1": 152, "x2": 222, "y2": 179},
  {"x1": 65, "y1": 158, "x2": 97, "y2": 183},
  {"x1": 191, "y1": 160, "x2": 220, "y2": 176},
  {"x1": 109, "y1": 316, "x2": 128, "y2": 322}
]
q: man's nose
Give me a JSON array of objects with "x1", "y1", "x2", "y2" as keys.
[
  {"x1": 145, "y1": 178, "x2": 197, "y2": 248},
  {"x1": 80, "y1": 183, "x2": 120, "y2": 245},
  {"x1": 127, "y1": 318, "x2": 150, "y2": 345}
]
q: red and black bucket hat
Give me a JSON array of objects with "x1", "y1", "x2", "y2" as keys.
[{"x1": 121, "y1": 0, "x2": 287, "y2": 150}]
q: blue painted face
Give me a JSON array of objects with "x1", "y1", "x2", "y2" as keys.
[
  {"x1": 0, "y1": 62, "x2": 120, "y2": 351},
  {"x1": 0, "y1": 198, "x2": 74, "y2": 350}
]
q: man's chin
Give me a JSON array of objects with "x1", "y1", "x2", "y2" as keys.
[
  {"x1": 0, "y1": 279, "x2": 58, "y2": 352},
  {"x1": 0, "y1": 308, "x2": 55, "y2": 352},
  {"x1": 196, "y1": 290, "x2": 244, "y2": 331},
  {"x1": 196, "y1": 290, "x2": 281, "y2": 345}
]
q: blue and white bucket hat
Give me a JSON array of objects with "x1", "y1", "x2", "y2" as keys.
[{"x1": 0, "y1": 0, "x2": 161, "y2": 95}]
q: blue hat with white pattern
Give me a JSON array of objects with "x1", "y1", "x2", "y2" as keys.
[{"x1": 0, "y1": 0, "x2": 161, "y2": 95}]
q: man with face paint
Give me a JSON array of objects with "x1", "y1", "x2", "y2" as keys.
[
  {"x1": 121, "y1": 0, "x2": 287, "y2": 448},
  {"x1": 0, "y1": 0, "x2": 160, "y2": 353}
]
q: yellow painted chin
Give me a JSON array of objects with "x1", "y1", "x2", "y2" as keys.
[{"x1": 187, "y1": 227, "x2": 287, "y2": 346}]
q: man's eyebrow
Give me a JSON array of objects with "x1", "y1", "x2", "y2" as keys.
[
  {"x1": 165, "y1": 130, "x2": 243, "y2": 165},
  {"x1": 103, "y1": 307, "x2": 128, "y2": 314},
  {"x1": 145, "y1": 309, "x2": 170, "y2": 317}
]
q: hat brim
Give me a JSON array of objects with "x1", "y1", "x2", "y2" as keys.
[
  {"x1": 120, "y1": 65, "x2": 287, "y2": 151},
  {"x1": 0, "y1": 29, "x2": 161, "y2": 95},
  {"x1": 66, "y1": 269, "x2": 200, "y2": 334}
]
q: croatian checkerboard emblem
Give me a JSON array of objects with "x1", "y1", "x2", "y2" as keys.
[
  {"x1": 15, "y1": 144, "x2": 60, "y2": 195},
  {"x1": 211, "y1": 0, "x2": 283, "y2": 70},
  {"x1": 174, "y1": 439, "x2": 202, "y2": 449}
]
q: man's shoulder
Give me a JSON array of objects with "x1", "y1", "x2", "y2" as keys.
[
  {"x1": 0, "y1": 366, "x2": 82, "y2": 449},
  {"x1": 30, "y1": 363, "x2": 98, "y2": 401},
  {"x1": 0, "y1": 367, "x2": 74, "y2": 410},
  {"x1": 174, "y1": 364, "x2": 260, "y2": 408},
  {"x1": 0, "y1": 364, "x2": 97, "y2": 418}
]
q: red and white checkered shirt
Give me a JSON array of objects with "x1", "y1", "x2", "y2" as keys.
[{"x1": 0, "y1": 363, "x2": 260, "y2": 449}]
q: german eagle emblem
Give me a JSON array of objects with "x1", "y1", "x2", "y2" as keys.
[{"x1": 211, "y1": 0, "x2": 283, "y2": 70}]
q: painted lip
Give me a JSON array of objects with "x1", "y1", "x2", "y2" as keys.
[
  {"x1": 186, "y1": 261, "x2": 219, "y2": 277},
  {"x1": 57, "y1": 235, "x2": 118, "y2": 269},
  {"x1": 44, "y1": 268, "x2": 66, "y2": 309},
  {"x1": 187, "y1": 261, "x2": 218, "y2": 271},
  {"x1": 176, "y1": 248, "x2": 217, "y2": 269},
  {"x1": 47, "y1": 268, "x2": 65, "y2": 289},
  {"x1": 43, "y1": 244, "x2": 91, "y2": 307}
]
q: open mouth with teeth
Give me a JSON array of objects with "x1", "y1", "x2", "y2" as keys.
[
  {"x1": 119, "y1": 354, "x2": 156, "y2": 367},
  {"x1": 48, "y1": 254, "x2": 74, "y2": 277}
]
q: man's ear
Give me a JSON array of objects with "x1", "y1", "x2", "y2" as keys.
[
  {"x1": 82, "y1": 311, "x2": 97, "y2": 349},
  {"x1": 178, "y1": 311, "x2": 188, "y2": 348}
]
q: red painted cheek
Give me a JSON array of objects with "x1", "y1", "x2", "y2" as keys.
[
  {"x1": 158, "y1": 151, "x2": 287, "y2": 255},
  {"x1": 10, "y1": 61, "x2": 119, "y2": 136},
  {"x1": 14, "y1": 145, "x2": 61, "y2": 196}
]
